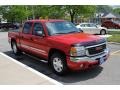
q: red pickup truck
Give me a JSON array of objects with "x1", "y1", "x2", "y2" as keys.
[{"x1": 8, "y1": 19, "x2": 109, "y2": 75}]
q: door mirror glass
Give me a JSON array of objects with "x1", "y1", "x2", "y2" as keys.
[{"x1": 36, "y1": 31, "x2": 44, "y2": 36}]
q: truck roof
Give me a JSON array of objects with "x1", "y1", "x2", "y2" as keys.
[{"x1": 26, "y1": 19, "x2": 65, "y2": 23}]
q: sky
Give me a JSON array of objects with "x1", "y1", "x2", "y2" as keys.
[{"x1": 111, "y1": 5, "x2": 120, "y2": 9}]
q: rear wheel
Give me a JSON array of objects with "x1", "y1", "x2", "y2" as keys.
[
  {"x1": 50, "y1": 53, "x2": 68, "y2": 75},
  {"x1": 11, "y1": 41, "x2": 21, "y2": 55},
  {"x1": 100, "y1": 29, "x2": 106, "y2": 35}
]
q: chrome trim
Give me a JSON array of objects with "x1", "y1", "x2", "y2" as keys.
[
  {"x1": 85, "y1": 42, "x2": 106, "y2": 49},
  {"x1": 21, "y1": 44, "x2": 47, "y2": 55},
  {"x1": 85, "y1": 42, "x2": 106, "y2": 56},
  {"x1": 70, "y1": 48, "x2": 109, "y2": 62}
]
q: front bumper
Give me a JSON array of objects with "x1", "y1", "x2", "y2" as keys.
[{"x1": 67, "y1": 48, "x2": 110, "y2": 70}]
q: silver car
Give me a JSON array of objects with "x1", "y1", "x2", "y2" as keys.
[{"x1": 76, "y1": 23, "x2": 107, "y2": 35}]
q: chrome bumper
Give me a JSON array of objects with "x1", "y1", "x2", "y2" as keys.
[{"x1": 70, "y1": 48, "x2": 109, "y2": 62}]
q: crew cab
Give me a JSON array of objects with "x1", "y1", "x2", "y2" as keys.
[{"x1": 8, "y1": 19, "x2": 109, "y2": 75}]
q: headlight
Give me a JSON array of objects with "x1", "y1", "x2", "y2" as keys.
[{"x1": 70, "y1": 45, "x2": 86, "y2": 56}]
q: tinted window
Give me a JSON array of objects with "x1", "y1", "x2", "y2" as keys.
[
  {"x1": 23, "y1": 22, "x2": 32, "y2": 34},
  {"x1": 33, "y1": 23, "x2": 44, "y2": 35}
]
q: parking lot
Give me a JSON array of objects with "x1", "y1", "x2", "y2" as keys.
[{"x1": 0, "y1": 32, "x2": 120, "y2": 85}]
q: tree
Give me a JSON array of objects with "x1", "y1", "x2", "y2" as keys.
[
  {"x1": 47, "y1": 6, "x2": 64, "y2": 19},
  {"x1": 30, "y1": 5, "x2": 64, "y2": 19},
  {"x1": 1, "y1": 6, "x2": 31, "y2": 23},
  {"x1": 63, "y1": 5, "x2": 96, "y2": 23},
  {"x1": 113, "y1": 8, "x2": 120, "y2": 15},
  {"x1": 96, "y1": 5, "x2": 113, "y2": 13},
  {"x1": 0, "y1": 5, "x2": 96, "y2": 23}
]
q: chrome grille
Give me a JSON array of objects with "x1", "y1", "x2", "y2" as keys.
[{"x1": 86, "y1": 43, "x2": 106, "y2": 56}]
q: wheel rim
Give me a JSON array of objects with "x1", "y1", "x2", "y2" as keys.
[
  {"x1": 101, "y1": 30, "x2": 105, "y2": 35},
  {"x1": 53, "y1": 57, "x2": 63, "y2": 72},
  {"x1": 12, "y1": 43, "x2": 17, "y2": 53}
]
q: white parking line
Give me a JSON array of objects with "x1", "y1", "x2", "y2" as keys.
[
  {"x1": 111, "y1": 50, "x2": 120, "y2": 55},
  {"x1": 0, "y1": 52, "x2": 62, "y2": 85}
]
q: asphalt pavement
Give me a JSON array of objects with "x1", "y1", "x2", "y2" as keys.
[{"x1": 0, "y1": 32, "x2": 120, "y2": 85}]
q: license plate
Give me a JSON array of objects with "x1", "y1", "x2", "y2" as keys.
[{"x1": 99, "y1": 57, "x2": 104, "y2": 65}]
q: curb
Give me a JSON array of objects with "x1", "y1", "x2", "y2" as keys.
[{"x1": 0, "y1": 52, "x2": 63, "y2": 85}]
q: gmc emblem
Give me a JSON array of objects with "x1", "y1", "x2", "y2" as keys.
[{"x1": 96, "y1": 46, "x2": 103, "y2": 51}]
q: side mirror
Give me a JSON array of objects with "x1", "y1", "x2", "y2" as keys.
[{"x1": 35, "y1": 31, "x2": 45, "y2": 37}]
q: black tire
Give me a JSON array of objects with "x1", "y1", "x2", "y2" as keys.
[
  {"x1": 11, "y1": 41, "x2": 22, "y2": 55},
  {"x1": 100, "y1": 29, "x2": 106, "y2": 35},
  {"x1": 50, "y1": 52, "x2": 68, "y2": 75}
]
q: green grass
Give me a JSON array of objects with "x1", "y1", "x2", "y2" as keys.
[
  {"x1": 108, "y1": 34, "x2": 120, "y2": 43},
  {"x1": 107, "y1": 30, "x2": 120, "y2": 43},
  {"x1": 108, "y1": 31, "x2": 120, "y2": 34}
]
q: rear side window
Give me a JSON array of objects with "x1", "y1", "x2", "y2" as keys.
[{"x1": 23, "y1": 22, "x2": 32, "y2": 34}]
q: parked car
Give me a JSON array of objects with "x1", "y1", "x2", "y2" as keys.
[
  {"x1": 76, "y1": 23, "x2": 107, "y2": 35},
  {"x1": 0, "y1": 22, "x2": 19, "y2": 29},
  {"x1": 102, "y1": 20, "x2": 120, "y2": 29},
  {"x1": 8, "y1": 19, "x2": 109, "y2": 75}
]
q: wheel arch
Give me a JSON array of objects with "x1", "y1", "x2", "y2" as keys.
[{"x1": 48, "y1": 48, "x2": 66, "y2": 61}]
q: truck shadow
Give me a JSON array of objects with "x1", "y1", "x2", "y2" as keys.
[{"x1": 4, "y1": 51, "x2": 103, "y2": 84}]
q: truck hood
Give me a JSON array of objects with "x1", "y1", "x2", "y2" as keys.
[{"x1": 49, "y1": 33, "x2": 104, "y2": 45}]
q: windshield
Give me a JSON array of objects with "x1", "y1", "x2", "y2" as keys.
[{"x1": 46, "y1": 21, "x2": 81, "y2": 35}]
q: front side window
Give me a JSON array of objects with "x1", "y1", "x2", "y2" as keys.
[
  {"x1": 23, "y1": 22, "x2": 32, "y2": 34},
  {"x1": 33, "y1": 23, "x2": 44, "y2": 35},
  {"x1": 46, "y1": 21, "x2": 80, "y2": 35}
]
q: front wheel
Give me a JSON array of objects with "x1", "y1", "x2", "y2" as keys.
[{"x1": 50, "y1": 53, "x2": 68, "y2": 75}]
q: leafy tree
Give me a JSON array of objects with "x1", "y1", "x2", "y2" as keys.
[
  {"x1": 113, "y1": 8, "x2": 120, "y2": 15},
  {"x1": 30, "y1": 5, "x2": 64, "y2": 19},
  {"x1": 47, "y1": 6, "x2": 64, "y2": 19},
  {"x1": 0, "y1": 5, "x2": 96, "y2": 23},
  {"x1": 64, "y1": 5, "x2": 96, "y2": 23},
  {"x1": 96, "y1": 5, "x2": 113, "y2": 13},
  {"x1": 1, "y1": 6, "x2": 31, "y2": 23}
]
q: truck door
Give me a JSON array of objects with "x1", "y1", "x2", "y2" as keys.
[
  {"x1": 30, "y1": 22, "x2": 48, "y2": 58},
  {"x1": 20, "y1": 22, "x2": 33, "y2": 52}
]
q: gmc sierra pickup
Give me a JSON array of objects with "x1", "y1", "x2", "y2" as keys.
[{"x1": 8, "y1": 19, "x2": 109, "y2": 75}]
